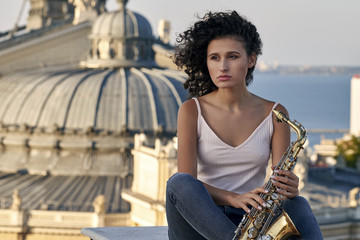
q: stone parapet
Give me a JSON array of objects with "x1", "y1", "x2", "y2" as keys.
[{"x1": 0, "y1": 209, "x2": 130, "y2": 238}]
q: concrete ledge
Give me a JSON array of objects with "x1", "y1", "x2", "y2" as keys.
[{"x1": 81, "y1": 226, "x2": 168, "y2": 240}]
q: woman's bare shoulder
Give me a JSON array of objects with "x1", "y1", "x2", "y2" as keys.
[
  {"x1": 252, "y1": 94, "x2": 288, "y2": 115},
  {"x1": 178, "y1": 98, "x2": 198, "y2": 119}
]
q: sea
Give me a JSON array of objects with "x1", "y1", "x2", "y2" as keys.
[{"x1": 248, "y1": 72, "x2": 353, "y2": 149}]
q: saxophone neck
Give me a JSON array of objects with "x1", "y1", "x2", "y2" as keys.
[{"x1": 272, "y1": 109, "x2": 307, "y2": 145}]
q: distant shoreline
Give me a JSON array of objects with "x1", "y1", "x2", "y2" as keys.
[
  {"x1": 255, "y1": 65, "x2": 360, "y2": 75},
  {"x1": 306, "y1": 129, "x2": 348, "y2": 133}
]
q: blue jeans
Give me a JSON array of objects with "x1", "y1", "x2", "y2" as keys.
[{"x1": 166, "y1": 173, "x2": 323, "y2": 240}]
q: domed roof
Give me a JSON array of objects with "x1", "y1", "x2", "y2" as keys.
[
  {"x1": 0, "y1": 68, "x2": 187, "y2": 135},
  {"x1": 91, "y1": 8, "x2": 153, "y2": 39},
  {"x1": 0, "y1": 0, "x2": 187, "y2": 177},
  {"x1": 83, "y1": 1, "x2": 156, "y2": 68}
]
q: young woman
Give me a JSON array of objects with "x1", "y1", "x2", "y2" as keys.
[{"x1": 166, "y1": 11, "x2": 323, "y2": 240}]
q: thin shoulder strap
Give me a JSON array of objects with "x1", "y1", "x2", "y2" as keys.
[
  {"x1": 272, "y1": 102, "x2": 279, "y2": 110},
  {"x1": 192, "y1": 97, "x2": 201, "y2": 116},
  {"x1": 192, "y1": 97, "x2": 202, "y2": 135},
  {"x1": 271, "y1": 102, "x2": 280, "y2": 130}
]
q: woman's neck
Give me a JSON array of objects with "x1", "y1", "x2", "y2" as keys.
[{"x1": 210, "y1": 87, "x2": 253, "y2": 111}]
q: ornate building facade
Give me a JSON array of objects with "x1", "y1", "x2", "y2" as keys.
[{"x1": 0, "y1": 0, "x2": 186, "y2": 239}]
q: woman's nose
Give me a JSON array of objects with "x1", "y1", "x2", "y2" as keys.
[{"x1": 220, "y1": 60, "x2": 229, "y2": 72}]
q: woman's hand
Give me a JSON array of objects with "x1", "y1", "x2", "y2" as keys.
[
  {"x1": 229, "y1": 187, "x2": 268, "y2": 213},
  {"x1": 270, "y1": 168, "x2": 299, "y2": 200}
]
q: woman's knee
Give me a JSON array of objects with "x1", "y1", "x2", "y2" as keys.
[
  {"x1": 283, "y1": 196, "x2": 314, "y2": 218},
  {"x1": 288, "y1": 196, "x2": 311, "y2": 208},
  {"x1": 167, "y1": 172, "x2": 196, "y2": 192}
]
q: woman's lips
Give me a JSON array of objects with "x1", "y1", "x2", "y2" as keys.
[{"x1": 217, "y1": 75, "x2": 231, "y2": 81}]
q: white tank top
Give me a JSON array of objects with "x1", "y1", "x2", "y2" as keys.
[{"x1": 194, "y1": 98, "x2": 278, "y2": 194}]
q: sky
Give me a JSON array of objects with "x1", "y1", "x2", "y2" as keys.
[{"x1": 1, "y1": 0, "x2": 360, "y2": 67}]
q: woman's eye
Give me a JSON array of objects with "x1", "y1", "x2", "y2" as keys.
[
  {"x1": 228, "y1": 55, "x2": 238, "y2": 59},
  {"x1": 209, "y1": 55, "x2": 219, "y2": 60}
]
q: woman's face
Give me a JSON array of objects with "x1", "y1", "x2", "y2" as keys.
[{"x1": 206, "y1": 37, "x2": 255, "y2": 89}]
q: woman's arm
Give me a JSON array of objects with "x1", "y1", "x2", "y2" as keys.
[
  {"x1": 177, "y1": 99, "x2": 198, "y2": 177},
  {"x1": 270, "y1": 104, "x2": 299, "y2": 199},
  {"x1": 177, "y1": 99, "x2": 267, "y2": 212}
]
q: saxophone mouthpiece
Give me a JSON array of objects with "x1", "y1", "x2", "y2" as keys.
[
  {"x1": 272, "y1": 109, "x2": 286, "y2": 123},
  {"x1": 272, "y1": 109, "x2": 280, "y2": 116}
]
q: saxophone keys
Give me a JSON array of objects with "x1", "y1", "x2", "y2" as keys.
[
  {"x1": 271, "y1": 192, "x2": 278, "y2": 200},
  {"x1": 266, "y1": 200, "x2": 274, "y2": 208},
  {"x1": 258, "y1": 235, "x2": 272, "y2": 240},
  {"x1": 247, "y1": 227, "x2": 259, "y2": 239},
  {"x1": 254, "y1": 218, "x2": 263, "y2": 229}
]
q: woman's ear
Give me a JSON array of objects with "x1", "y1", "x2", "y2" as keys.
[{"x1": 248, "y1": 53, "x2": 257, "y2": 68}]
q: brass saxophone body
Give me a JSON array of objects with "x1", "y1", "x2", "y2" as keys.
[{"x1": 232, "y1": 110, "x2": 307, "y2": 240}]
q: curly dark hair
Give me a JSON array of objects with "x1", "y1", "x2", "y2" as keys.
[{"x1": 173, "y1": 11, "x2": 263, "y2": 98}]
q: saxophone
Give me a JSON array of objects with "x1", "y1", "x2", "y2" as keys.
[{"x1": 232, "y1": 110, "x2": 307, "y2": 240}]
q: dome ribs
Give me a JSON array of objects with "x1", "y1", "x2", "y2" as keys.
[{"x1": 130, "y1": 67, "x2": 158, "y2": 131}]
